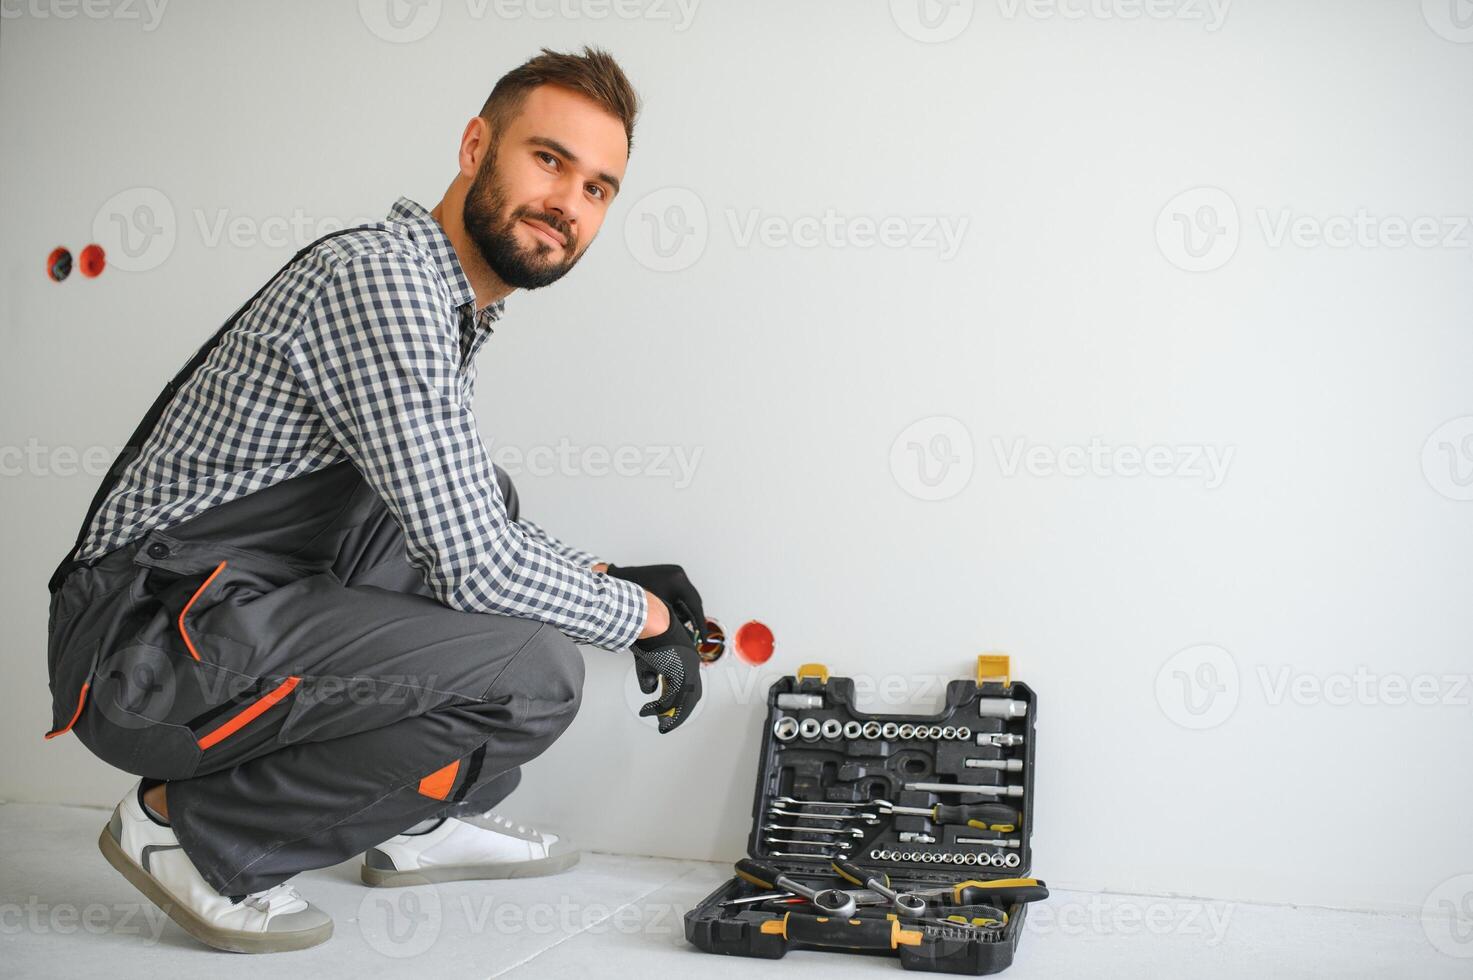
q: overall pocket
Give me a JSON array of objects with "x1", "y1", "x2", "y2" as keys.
[{"x1": 133, "y1": 541, "x2": 301, "y2": 672}]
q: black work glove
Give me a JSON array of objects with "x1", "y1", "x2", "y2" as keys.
[
  {"x1": 631, "y1": 610, "x2": 703, "y2": 734},
  {"x1": 605, "y1": 563, "x2": 707, "y2": 644}
]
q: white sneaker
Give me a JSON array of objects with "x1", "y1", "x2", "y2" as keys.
[
  {"x1": 361, "y1": 811, "x2": 579, "y2": 887},
  {"x1": 98, "y1": 778, "x2": 333, "y2": 952}
]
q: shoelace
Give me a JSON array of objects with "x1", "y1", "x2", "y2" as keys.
[
  {"x1": 239, "y1": 882, "x2": 308, "y2": 915},
  {"x1": 481, "y1": 812, "x2": 536, "y2": 837}
]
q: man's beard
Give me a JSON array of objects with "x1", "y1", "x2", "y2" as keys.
[{"x1": 463, "y1": 145, "x2": 581, "y2": 290}]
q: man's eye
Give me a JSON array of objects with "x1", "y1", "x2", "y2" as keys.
[
  {"x1": 536, "y1": 151, "x2": 557, "y2": 167},
  {"x1": 587, "y1": 184, "x2": 605, "y2": 200}
]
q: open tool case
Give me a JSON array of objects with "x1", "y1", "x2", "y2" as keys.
[{"x1": 684, "y1": 656, "x2": 1041, "y2": 975}]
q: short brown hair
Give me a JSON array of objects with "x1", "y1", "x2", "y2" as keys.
[{"x1": 480, "y1": 46, "x2": 641, "y2": 157}]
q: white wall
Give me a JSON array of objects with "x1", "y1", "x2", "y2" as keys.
[{"x1": 3, "y1": 0, "x2": 1471, "y2": 917}]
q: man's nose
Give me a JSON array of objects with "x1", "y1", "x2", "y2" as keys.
[{"x1": 541, "y1": 184, "x2": 580, "y2": 236}]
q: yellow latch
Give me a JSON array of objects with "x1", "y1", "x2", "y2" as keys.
[
  {"x1": 976, "y1": 653, "x2": 1011, "y2": 687},
  {"x1": 795, "y1": 662, "x2": 830, "y2": 683}
]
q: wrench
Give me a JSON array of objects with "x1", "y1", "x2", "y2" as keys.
[
  {"x1": 768, "y1": 808, "x2": 880, "y2": 824},
  {"x1": 774, "y1": 797, "x2": 870, "y2": 809},
  {"x1": 765, "y1": 836, "x2": 853, "y2": 851},
  {"x1": 762, "y1": 823, "x2": 865, "y2": 838}
]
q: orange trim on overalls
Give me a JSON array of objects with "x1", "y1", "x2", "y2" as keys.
[
  {"x1": 197, "y1": 675, "x2": 301, "y2": 749},
  {"x1": 43, "y1": 682, "x2": 90, "y2": 740},
  {"x1": 177, "y1": 559, "x2": 228, "y2": 662},
  {"x1": 418, "y1": 760, "x2": 460, "y2": 800}
]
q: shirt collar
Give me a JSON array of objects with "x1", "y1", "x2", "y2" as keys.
[{"x1": 387, "y1": 196, "x2": 506, "y2": 335}]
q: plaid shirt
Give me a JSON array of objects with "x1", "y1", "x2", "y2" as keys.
[{"x1": 75, "y1": 196, "x2": 646, "y2": 652}]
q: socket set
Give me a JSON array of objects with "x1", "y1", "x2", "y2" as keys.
[
  {"x1": 869, "y1": 848, "x2": 1023, "y2": 868},
  {"x1": 773, "y1": 714, "x2": 975, "y2": 742},
  {"x1": 684, "y1": 656, "x2": 1041, "y2": 975}
]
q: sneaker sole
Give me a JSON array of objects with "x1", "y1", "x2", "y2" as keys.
[
  {"x1": 359, "y1": 849, "x2": 580, "y2": 887},
  {"x1": 97, "y1": 824, "x2": 333, "y2": 953}
]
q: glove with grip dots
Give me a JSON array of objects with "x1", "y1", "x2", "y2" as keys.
[{"x1": 631, "y1": 611, "x2": 703, "y2": 734}]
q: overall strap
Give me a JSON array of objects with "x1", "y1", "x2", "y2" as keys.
[{"x1": 47, "y1": 224, "x2": 385, "y2": 595}]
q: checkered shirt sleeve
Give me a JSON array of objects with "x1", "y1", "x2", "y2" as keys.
[{"x1": 282, "y1": 250, "x2": 645, "y2": 651}]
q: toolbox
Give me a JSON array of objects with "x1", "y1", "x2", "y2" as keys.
[{"x1": 684, "y1": 655, "x2": 1042, "y2": 975}]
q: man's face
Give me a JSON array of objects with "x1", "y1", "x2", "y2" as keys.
[{"x1": 463, "y1": 84, "x2": 628, "y2": 290}]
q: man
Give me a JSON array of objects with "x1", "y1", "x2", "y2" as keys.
[{"x1": 43, "y1": 46, "x2": 706, "y2": 954}]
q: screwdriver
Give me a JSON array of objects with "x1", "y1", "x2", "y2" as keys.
[
  {"x1": 942, "y1": 877, "x2": 1049, "y2": 906},
  {"x1": 880, "y1": 801, "x2": 1020, "y2": 832}
]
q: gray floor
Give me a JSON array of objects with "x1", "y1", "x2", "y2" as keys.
[{"x1": 0, "y1": 800, "x2": 1463, "y2": 978}]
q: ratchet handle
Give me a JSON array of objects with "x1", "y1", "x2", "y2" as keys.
[
  {"x1": 760, "y1": 911, "x2": 923, "y2": 950},
  {"x1": 951, "y1": 877, "x2": 1050, "y2": 906},
  {"x1": 936, "y1": 904, "x2": 1009, "y2": 929},
  {"x1": 735, "y1": 858, "x2": 783, "y2": 891},
  {"x1": 830, "y1": 858, "x2": 886, "y2": 890}
]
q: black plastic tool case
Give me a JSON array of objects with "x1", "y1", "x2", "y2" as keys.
[{"x1": 685, "y1": 656, "x2": 1039, "y2": 974}]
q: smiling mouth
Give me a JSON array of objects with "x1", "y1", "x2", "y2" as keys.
[{"x1": 522, "y1": 219, "x2": 564, "y2": 248}]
